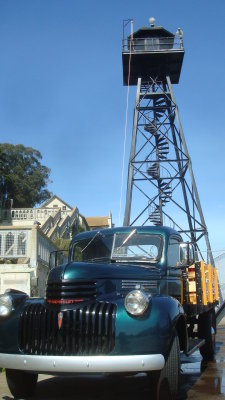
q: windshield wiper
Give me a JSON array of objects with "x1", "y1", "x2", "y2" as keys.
[
  {"x1": 81, "y1": 231, "x2": 102, "y2": 253},
  {"x1": 117, "y1": 229, "x2": 137, "y2": 250}
]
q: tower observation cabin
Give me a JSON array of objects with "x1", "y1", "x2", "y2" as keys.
[{"x1": 122, "y1": 18, "x2": 184, "y2": 85}]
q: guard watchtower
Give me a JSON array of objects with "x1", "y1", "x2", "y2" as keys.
[{"x1": 122, "y1": 18, "x2": 213, "y2": 265}]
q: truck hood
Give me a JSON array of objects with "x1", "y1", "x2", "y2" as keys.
[{"x1": 49, "y1": 261, "x2": 161, "y2": 282}]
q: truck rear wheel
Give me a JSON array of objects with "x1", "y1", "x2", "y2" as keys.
[
  {"x1": 198, "y1": 310, "x2": 216, "y2": 361},
  {"x1": 6, "y1": 369, "x2": 38, "y2": 399},
  {"x1": 148, "y1": 333, "x2": 180, "y2": 400}
]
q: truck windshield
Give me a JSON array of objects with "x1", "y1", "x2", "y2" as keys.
[
  {"x1": 111, "y1": 232, "x2": 162, "y2": 262},
  {"x1": 71, "y1": 231, "x2": 163, "y2": 264}
]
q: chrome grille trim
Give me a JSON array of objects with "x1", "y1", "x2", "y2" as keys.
[
  {"x1": 46, "y1": 280, "x2": 97, "y2": 301},
  {"x1": 122, "y1": 280, "x2": 158, "y2": 290},
  {"x1": 19, "y1": 302, "x2": 116, "y2": 356}
]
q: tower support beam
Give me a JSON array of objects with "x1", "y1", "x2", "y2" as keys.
[
  {"x1": 123, "y1": 77, "x2": 213, "y2": 264},
  {"x1": 123, "y1": 78, "x2": 141, "y2": 226},
  {"x1": 166, "y1": 77, "x2": 214, "y2": 266}
]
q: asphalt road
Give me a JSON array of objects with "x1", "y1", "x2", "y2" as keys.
[{"x1": 1, "y1": 323, "x2": 225, "y2": 400}]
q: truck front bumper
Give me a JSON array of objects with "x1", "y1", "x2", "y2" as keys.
[{"x1": 0, "y1": 353, "x2": 165, "y2": 374}]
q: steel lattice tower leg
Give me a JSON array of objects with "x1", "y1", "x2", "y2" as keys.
[{"x1": 123, "y1": 76, "x2": 214, "y2": 266}]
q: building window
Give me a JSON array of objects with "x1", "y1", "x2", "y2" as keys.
[
  {"x1": 0, "y1": 231, "x2": 28, "y2": 258},
  {"x1": 18, "y1": 232, "x2": 26, "y2": 256},
  {"x1": 5, "y1": 233, "x2": 14, "y2": 256}
]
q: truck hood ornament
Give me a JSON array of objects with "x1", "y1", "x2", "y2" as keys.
[{"x1": 58, "y1": 312, "x2": 63, "y2": 330}]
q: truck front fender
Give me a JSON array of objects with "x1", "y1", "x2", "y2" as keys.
[{"x1": 114, "y1": 295, "x2": 186, "y2": 357}]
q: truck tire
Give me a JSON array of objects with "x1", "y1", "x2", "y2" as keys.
[
  {"x1": 149, "y1": 333, "x2": 180, "y2": 400},
  {"x1": 198, "y1": 310, "x2": 215, "y2": 361},
  {"x1": 6, "y1": 369, "x2": 38, "y2": 399}
]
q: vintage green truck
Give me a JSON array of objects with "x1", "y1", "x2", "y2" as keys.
[{"x1": 0, "y1": 226, "x2": 219, "y2": 399}]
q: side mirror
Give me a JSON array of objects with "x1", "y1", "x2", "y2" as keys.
[
  {"x1": 179, "y1": 243, "x2": 195, "y2": 266},
  {"x1": 49, "y1": 250, "x2": 68, "y2": 269}
]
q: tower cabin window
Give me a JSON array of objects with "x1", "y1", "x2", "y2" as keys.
[{"x1": 132, "y1": 36, "x2": 174, "y2": 52}]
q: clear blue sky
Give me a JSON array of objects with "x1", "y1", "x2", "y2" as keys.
[{"x1": 0, "y1": 0, "x2": 225, "y2": 255}]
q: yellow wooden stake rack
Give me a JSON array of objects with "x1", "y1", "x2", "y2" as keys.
[{"x1": 181, "y1": 261, "x2": 219, "y2": 310}]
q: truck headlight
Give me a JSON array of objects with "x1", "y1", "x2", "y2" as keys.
[
  {"x1": 125, "y1": 290, "x2": 150, "y2": 316},
  {"x1": 0, "y1": 294, "x2": 13, "y2": 317}
]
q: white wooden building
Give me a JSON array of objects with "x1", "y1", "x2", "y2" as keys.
[{"x1": 0, "y1": 195, "x2": 87, "y2": 296}]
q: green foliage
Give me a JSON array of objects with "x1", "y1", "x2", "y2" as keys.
[
  {"x1": 74, "y1": 245, "x2": 82, "y2": 261},
  {"x1": 53, "y1": 237, "x2": 70, "y2": 251},
  {"x1": 53, "y1": 223, "x2": 88, "y2": 251},
  {"x1": 72, "y1": 223, "x2": 87, "y2": 237},
  {"x1": 53, "y1": 224, "x2": 88, "y2": 260},
  {"x1": 0, "y1": 143, "x2": 52, "y2": 208}
]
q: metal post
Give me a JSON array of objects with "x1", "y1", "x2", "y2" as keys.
[{"x1": 123, "y1": 78, "x2": 141, "y2": 226}]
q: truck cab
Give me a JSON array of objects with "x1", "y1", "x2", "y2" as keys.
[{"x1": 0, "y1": 226, "x2": 219, "y2": 400}]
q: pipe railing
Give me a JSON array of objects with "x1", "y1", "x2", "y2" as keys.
[{"x1": 122, "y1": 36, "x2": 184, "y2": 53}]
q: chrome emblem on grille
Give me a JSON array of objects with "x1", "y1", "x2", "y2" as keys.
[{"x1": 58, "y1": 312, "x2": 63, "y2": 330}]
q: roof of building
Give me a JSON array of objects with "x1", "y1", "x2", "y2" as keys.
[
  {"x1": 40, "y1": 195, "x2": 73, "y2": 210},
  {"x1": 85, "y1": 216, "x2": 109, "y2": 228}
]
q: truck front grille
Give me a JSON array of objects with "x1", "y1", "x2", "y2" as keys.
[
  {"x1": 19, "y1": 302, "x2": 116, "y2": 356},
  {"x1": 122, "y1": 279, "x2": 158, "y2": 290},
  {"x1": 46, "y1": 280, "x2": 97, "y2": 304}
]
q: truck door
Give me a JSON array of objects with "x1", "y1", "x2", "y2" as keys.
[{"x1": 167, "y1": 236, "x2": 182, "y2": 301}]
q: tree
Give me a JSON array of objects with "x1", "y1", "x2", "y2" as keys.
[
  {"x1": 53, "y1": 237, "x2": 70, "y2": 251},
  {"x1": 53, "y1": 223, "x2": 88, "y2": 251},
  {"x1": 71, "y1": 223, "x2": 87, "y2": 237},
  {"x1": 0, "y1": 143, "x2": 52, "y2": 208}
]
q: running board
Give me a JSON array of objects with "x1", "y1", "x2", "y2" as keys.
[{"x1": 186, "y1": 339, "x2": 205, "y2": 356}]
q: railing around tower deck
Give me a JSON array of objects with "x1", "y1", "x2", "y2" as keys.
[{"x1": 122, "y1": 36, "x2": 184, "y2": 53}]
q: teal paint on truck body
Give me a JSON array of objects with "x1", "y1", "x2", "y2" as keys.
[{"x1": 0, "y1": 225, "x2": 190, "y2": 398}]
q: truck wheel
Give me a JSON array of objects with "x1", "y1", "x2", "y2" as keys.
[
  {"x1": 6, "y1": 369, "x2": 38, "y2": 399},
  {"x1": 198, "y1": 310, "x2": 215, "y2": 361},
  {"x1": 148, "y1": 333, "x2": 180, "y2": 400},
  {"x1": 162, "y1": 333, "x2": 180, "y2": 398}
]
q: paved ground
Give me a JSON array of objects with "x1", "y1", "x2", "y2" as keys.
[{"x1": 1, "y1": 323, "x2": 225, "y2": 400}]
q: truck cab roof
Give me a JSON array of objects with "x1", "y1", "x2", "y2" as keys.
[{"x1": 71, "y1": 225, "x2": 182, "y2": 244}]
